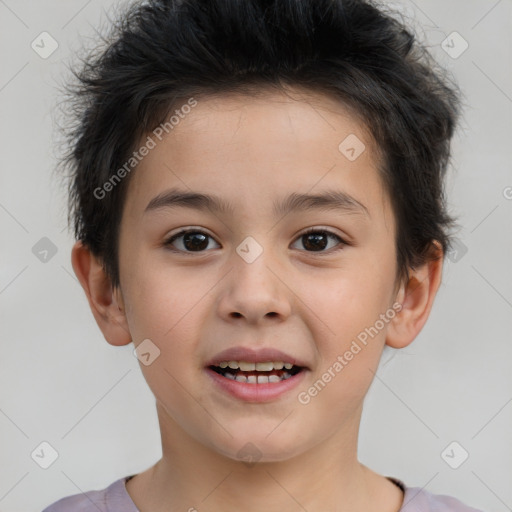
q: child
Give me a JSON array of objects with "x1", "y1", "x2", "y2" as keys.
[{"x1": 43, "y1": 0, "x2": 483, "y2": 510}]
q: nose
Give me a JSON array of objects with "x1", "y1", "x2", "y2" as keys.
[{"x1": 216, "y1": 247, "x2": 292, "y2": 325}]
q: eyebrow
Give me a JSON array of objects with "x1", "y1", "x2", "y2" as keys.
[{"x1": 144, "y1": 187, "x2": 370, "y2": 218}]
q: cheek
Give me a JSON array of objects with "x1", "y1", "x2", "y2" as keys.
[
  {"x1": 121, "y1": 263, "x2": 209, "y2": 401},
  {"x1": 122, "y1": 251, "x2": 208, "y2": 340},
  {"x1": 302, "y1": 255, "x2": 395, "y2": 392},
  {"x1": 307, "y1": 256, "x2": 395, "y2": 339}
]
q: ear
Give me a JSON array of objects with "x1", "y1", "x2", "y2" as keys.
[
  {"x1": 386, "y1": 241, "x2": 443, "y2": 349},
  {"x1": 71, "y1": 241, "x2": 132, "y2": 346}
]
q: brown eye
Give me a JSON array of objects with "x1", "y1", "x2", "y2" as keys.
[
  {"x1": 291, "y1": 228, "x2": 346, "y2": 253},
  {"x1": 164, "y1": 230, "x2": 220, "y2": 252},
  {"x1": 163, "y1": 227, "x2": 347, "y2": 255}
]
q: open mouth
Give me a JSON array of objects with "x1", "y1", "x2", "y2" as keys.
[{"x1": 209, "y1": 361, "x2": 304, "y2": 384}]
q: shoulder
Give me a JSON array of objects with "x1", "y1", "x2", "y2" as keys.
[
  {"x1": 386, "y1": 476, "x2": 484, "y2": 512},
  {"x1": 401, "y1": 485, "x2": 484, "y2": 512},
  {"x1": 41, "y1": 476, "x2": 138, "y2": 512}
]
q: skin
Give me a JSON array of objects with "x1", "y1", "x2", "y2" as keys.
[{"x1": 72, "y1": 86, "x2": 443, "y2": 512}]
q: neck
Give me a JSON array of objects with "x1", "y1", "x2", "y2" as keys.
[{"x1": 126, "y1": 401, "x2": 403, "y2": 512}]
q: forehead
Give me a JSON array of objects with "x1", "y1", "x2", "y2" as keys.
[
  {"x1": 158, "y1": 86, "x2": 377, "y2": 158},
  {"x1": 123, "y1": 86, "x2": 391, "y2": 226}
]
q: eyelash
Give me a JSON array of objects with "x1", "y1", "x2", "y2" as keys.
[{"x1": 163, "y1": 227, "x2": 348, "y2": 255}]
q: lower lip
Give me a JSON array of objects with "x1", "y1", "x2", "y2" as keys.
[{"x1": 204, "y1": 367, "x2": 307, "y2": 402}]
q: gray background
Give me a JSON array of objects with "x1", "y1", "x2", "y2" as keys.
[{"x1": 1, "y1": 0, "x2": 511, "y2": 510}]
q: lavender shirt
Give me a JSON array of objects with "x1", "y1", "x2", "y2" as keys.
[{"x1": 41, "y1": 475, "x2": 484, "y2": 511}]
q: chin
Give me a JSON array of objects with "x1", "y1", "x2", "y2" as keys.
[{"x1": 211, "y1": 433, "x2": 306, "y2": 465}]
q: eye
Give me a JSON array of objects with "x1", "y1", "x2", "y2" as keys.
[
  {"x1": 163, "y1": 227, "x2": 347, "y2": 254},
  {"x1": 164, "y1": 229, "x2": 220, "y2": 253},
  {"x1": 291, "y1": 227, "x2": 347, "y2": 253}
]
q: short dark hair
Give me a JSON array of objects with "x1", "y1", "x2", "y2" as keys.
[{"x1": 59, "y1": 0, "x2": 462, "y2": 289}]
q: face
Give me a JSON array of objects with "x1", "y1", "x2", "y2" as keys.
[{"x1": 115, "y1": 87, "x2": 401, "y2": 463}]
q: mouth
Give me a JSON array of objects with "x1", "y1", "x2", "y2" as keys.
[
  {"x1": 208, "y1": 360, "x2": 304, "y2": 384},
  {"x1": 204, "y1": 359, "x2": 308, "y2": 402}
]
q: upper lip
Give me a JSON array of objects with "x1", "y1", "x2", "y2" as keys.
[{"x1": 205, "y1": 346, "x2": 309, "y2": 369}]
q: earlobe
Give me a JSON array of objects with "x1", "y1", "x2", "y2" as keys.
[
  {"x1": 71, "y1": 241, "x2": 132, "y2": 346},
  {"x1": 385, "y1": 242, "x2": 444, "y2": 349}
]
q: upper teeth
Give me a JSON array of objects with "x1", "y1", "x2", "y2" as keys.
[{"x1": 218, "y1": 361, "x2": 294, "y2": 371}]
